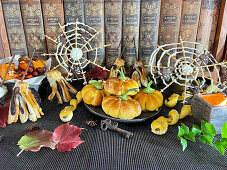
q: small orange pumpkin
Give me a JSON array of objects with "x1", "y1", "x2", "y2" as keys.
[
  {"x1": 81, "y1": 80, "x2": 109, "y2": 106},
  {"x1": 104, "y1": 68, "x2": 139, "y2": 96},
  {"x1": 133, "y1": 81, "x2": 163, "y2": 112},
  {"x1": 102, "y1": 88, "x2": 141, "y2": 119}
]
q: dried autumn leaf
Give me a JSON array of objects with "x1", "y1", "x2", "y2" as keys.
[
  {"x1": 86, "y1": 66, "x2": 107, "y2": 81},
  {"x1": 52, "y1": 123, "x2": 84, "y2": 152},
  {"x1": 17, "y1": 130, "x2": 56, "y2": 152},
  {"x1": 0, "y1": 98, "x2": 11, "y2": 128}
]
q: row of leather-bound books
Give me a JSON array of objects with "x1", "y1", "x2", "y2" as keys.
[{"x1": 0, "y1": 0, "x2": 222, "y2": 69}]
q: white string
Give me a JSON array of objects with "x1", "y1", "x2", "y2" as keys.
[{"x1": 149, "y1": 41, "x2": 226, "y2": 93}]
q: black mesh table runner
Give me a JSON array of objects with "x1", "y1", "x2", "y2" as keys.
[{"x1": 0, "y1": 82, "x2": 227, "y2": 170}]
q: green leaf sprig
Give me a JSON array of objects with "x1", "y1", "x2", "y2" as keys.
[{"x1": 178, "y1": 121, "x2": 227, "y2": 155}]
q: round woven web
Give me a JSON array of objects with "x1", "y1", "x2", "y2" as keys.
[
  {"x1": 149, "y1": 39, "x2": 227, "y2": 104},
  {"x1": 42, "y1": 20, "x2": 110, "y2": 84}
]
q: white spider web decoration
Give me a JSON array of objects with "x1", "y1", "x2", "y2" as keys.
[
  {"x1": 149, "y1": 38, "x2": 227, "y2": 104},
  {"x1": 42, "y1": 19, "x2": 111, "y2": 84}
]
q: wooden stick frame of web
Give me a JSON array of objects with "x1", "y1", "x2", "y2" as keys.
[
  {"x1": 149, "y1": 40, "x2": 227, "y2": 104},
  {"x1": 41, "y1": 20, "x2": 110, "y2": 84}
]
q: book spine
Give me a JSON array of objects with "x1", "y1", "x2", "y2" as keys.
[
  {"x1": 41, "y1": 0, "x2": 64, "y2": 54},
  {"x1": 208, "y1": 0, "x2": 221, "y2": 53},
  {"x1": 139, "y1": 0, "x2": 161, "y2": 65},
  {"x1": 196, "y1": 0, "x2": 215, "y2": 51},
  {"x1": 104, "y1": 0, "x2": 122, "y2": 68},
  {"x1": 159, "y1": 0, "x2": 183, "y2": 45},
  {"x1": 2, "y1": 0, "x2": 28, "y2": 56},
  {"x1": 84, "y1": 0, "x2": 105, "y2": 66},
  {"x1": 179, "y1": 0, "x2": 202, "y2": 43},
  {"x1": 20, "y1": 0, "x2": 47, "y2": 58},
  {"x1": 122, "y1": 0, "x2": 141, "y2": 69},
  {"x1": 0, "y1": 1, "x2": 11, "y2": 58},
  {"x1": 41, "y1": 0, "x2": 64, "y2": 69},
  {"x1": 64, "y1": 0, "x2": 84, "y2": 30},
  {"x1": 0, "y1": 40, "x2": 4, "y2": 59}
]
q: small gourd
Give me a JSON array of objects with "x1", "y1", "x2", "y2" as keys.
[
  {"x1": 179, "y1": 105, "x2": 192, "y2": 119},
  {"x1": 165, "y1": 94, "x2": 180, "y2": 107},
  {"x1": 166, "y1": 109, "x2": 180, "y2": 125},
  {"x1": 59, "y1": 106, "x2": 74, "y2": 122},
  {"x1": 59, "y1": 99, "x2": 78, "y2": 122},
  {"x1": 76, "y1": 91, "x2": 82, "y2": 104},
  {"x1": 81, "y1": 80, "x2": 108, "y2": 106},
  {"x1": 151, "y1": 116, "x2": 168, "y2": 135},
  {"x1": 102, "y1": 88, "x2": 141, "y2": 119},
  {"x1": 104, "y1": 67, "x2": 139, "y2": 96},
  {"x1": 133, "y1": 81, "x2": 163, "y2": 112}
]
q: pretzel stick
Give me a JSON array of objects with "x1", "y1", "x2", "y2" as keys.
[
  {"x1": 182, "y1": 75, "x2": 188, "y2": 105},
  {"x1": 58, "y1": 22, "x2": 74, "y2": 49},
  {"x1": 0, "y1": 55, "x2": 16, "y2": 87},
  {"x1": 179, "y1": 37, "x2": 186, "y2": 61},
  {"x1": 75, "y1": 18, "x2": 78, "y2": 48}
]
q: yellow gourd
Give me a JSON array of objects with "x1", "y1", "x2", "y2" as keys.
[
  {"x1": 59, "y1": 105, "x2": 75, "y2": 122},
  {"x1": 59, "y1": 99, "x2": 79, "y2": 122},
  {"x1": 76, "y1": 91, "x2": 82, "y2": 104},
  {"x1": 166, "y1": 109, "x2": 180, "y2": 125},
  {"x1": 165, "y1": 94, "x2": 180, "y2": 107},
  {"x1": 151, "y1": 116, "x2": 168, "y2": 135},
  {"x1": 179, "y1": 105, "x2": 192, "y2": 119}
]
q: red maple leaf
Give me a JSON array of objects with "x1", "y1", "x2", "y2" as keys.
[
  {"x1": 86, "y1": 66, "x2": 108, "y2": 81},
  {"x1": 0, "y1": 98, "x2": 11, "y2": 128},
  {"x1": 52, "y1": 123, "x2": 84, "y2": 152}
]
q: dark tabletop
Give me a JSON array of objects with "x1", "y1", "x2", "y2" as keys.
[{"x1": 0, "y1": 81, "x2": 227, "y2": 170}]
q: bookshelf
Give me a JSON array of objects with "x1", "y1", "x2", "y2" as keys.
[{"x1": 0, "y1": 0, "x2": 226, "y2": 67}]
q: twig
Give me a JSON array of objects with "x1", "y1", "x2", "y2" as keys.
[
  {"x1": 0, "y1": 55, "x2": 16, "y2": 87},
  {"x1": 21, "y1": 51, "x2": 35, "y2": 81}
]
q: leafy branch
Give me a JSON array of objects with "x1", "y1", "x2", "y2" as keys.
[{"x1": 178, "y1": 120, "x2": 227, "y2": 155}]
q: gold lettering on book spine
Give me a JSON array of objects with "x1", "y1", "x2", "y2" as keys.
[
  {"x1": 21, "y1": 0, "x2": 47, "y2": 57},
  {"x1": 2, "y1": 1, "x2": 27, "y2": 56},
  {"x1": 42, "y1": 2, "x2": 63, "y2": 53},
  {"x1": 159, "y1": 0, "x2": 182, "y2": 45},
  {"x1": 85, "y1": 0, "x2": 105, "y2": 66},
  {"x1": 179, "y1": 0, "x2": 201, "y2": 44},
  {"x1": 123, "y1": 1, "x2": 140, "y2": 69},
  {"x1": 105, "y1": 0, "x2": 122, "y2": 68},
  {"x1": 139, "y1": 0, "x2": 161, "y2": 65}
]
